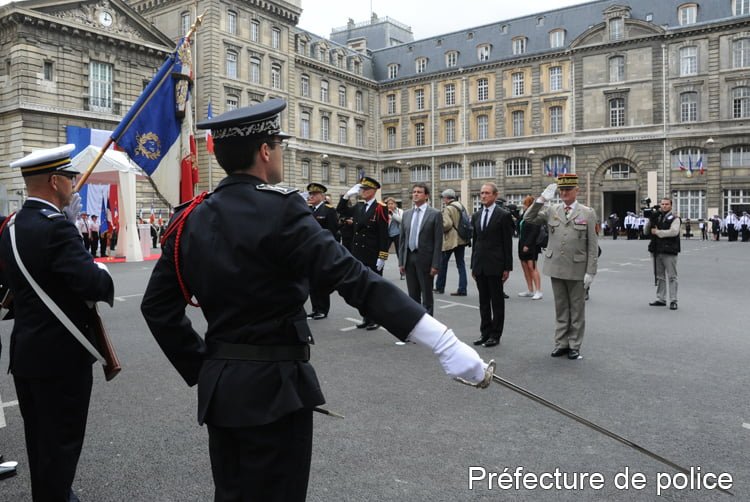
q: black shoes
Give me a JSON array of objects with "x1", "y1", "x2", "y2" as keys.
[
  {"x1": 473, "y1": 337, "x2": 488, "y2": 346},
  {"x1": 503, "y1": 293, "x2": 509, "y2": 299},
  {"x1": 483, "y1": 338, "x2": 500, "y2": 347},
  {"x1": 0, "y1": 461, "x2": 17, "y2": 480},
  {"x1": 568, "y1": 349, "x2": 581, "y2": 360},
  {"x1": 551, "y1": 347, "x2": 570, "y2": 357},
  {"x1": 669, "y1": 301, "x2": 678, "y2": 310},
  {"x1": 450, "y1": 291, "x2": 467, "y2": 296},
  {"x1": 433, "y1": 289, "x2": 444, "y2": 294},
  {"x1": 312, "y1": 312, "x2": 328, "y2": 320},
  {"x1": 365, "y1": 323, "x2": 380, "y2": 330},
  {"x1": 649, "y1": 300, "x2": 667, "y2": 307},
  {"x1": 356, "y1": 321, "x2": 369, "y2": 329},
  {"x1": 306, "y1": 312, "x2": 316, "y2": 319}
]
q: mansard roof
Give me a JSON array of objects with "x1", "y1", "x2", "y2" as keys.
[{"x1": 370, "y1": 0, "x2": 745, "y2": 82}]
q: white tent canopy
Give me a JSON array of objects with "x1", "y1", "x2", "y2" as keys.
[{"x1": 71, "y1": 146, "x2": 147, "y2": 262}]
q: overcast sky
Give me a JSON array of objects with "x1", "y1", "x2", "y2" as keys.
[{"x1": 297, "y1": 0, "x2": 593, "y2": 40}]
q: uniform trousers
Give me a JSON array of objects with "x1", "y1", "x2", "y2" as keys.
[
  {"x1": 550, "y1": 278, "x2": 586, "y2": 351},
  {"x1": 14, "y1": 367, "x2": 92, "y2": 502},
  {"x1": 89, "y1": 231, "x2": 99, "y2": 256},
  {"x1": 474, "y1": 273, "x2": 505, "y2": 340},
  {"x1": 654, "y1": 253, "x2": 678, "y2": 302},
  {"x1": 207, "y1": 408, "x2": 313, "y2": 502},
  {"x1": 359, "y1": 262, "x2": 381, "y2": 326},
  {"x1": 404, "y1": 250, "x2": 434, "y2": 315}
]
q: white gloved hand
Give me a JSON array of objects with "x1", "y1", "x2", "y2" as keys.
[
  {"x1": 540, "y1": 183, "x2": 558, "y2": 202},
  {"x1": 376, "y1": 258, "x2": 385, "y2": 271},
  {"x1": 344, "y1": 183, "x2": 362, "y2": 198},
  {"x1": 583, "y1": 273, "x2": 594, "y2": 290},
  {"x1": 62, "y1": 193, "x2": 82, "y2": 222},
  {"x1": 408, "y1": 315, "x2": 487, "y2": 383}
]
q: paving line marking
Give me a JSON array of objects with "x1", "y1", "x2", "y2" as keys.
[
  {"x1": 114, "y1": 293, "x2": 145, "y2": 302},
  {"x1": 435, "y1": 299, "x2": 479, "y2": 310},
  {"x1": 743, "y1": 423, "x2": 750, "y2": 430},
  {"x1": 0, "y1": 392, "x2": 19, "y2": 428},
  {"x1": 340, "y1": 317, "x2": 386, "y2": 332}
]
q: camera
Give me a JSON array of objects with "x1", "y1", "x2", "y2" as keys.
[{"x1": 640, "y1": 198, "x2": 659, "y2": 221}]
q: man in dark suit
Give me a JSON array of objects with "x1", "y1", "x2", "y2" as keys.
[
  {"x1": 398, "y1": 183, "x2": 443, "y2": 315},
  {"x1": 306, "y1": 182, "x2": 338, "y2": 319},
  {"x1": 0, "y1": 144, "x2": 114, "y2": 501},
  {"x1": 336, "y1": 176, "x2": 390, "y2": 330},
  {"x1": 470, "y1": 182, "x2": 514, "y2": 348},
  {"x1": 142, "y1": 100, "x2": 489, "y2": 502}
]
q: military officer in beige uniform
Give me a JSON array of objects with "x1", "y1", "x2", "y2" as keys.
[{"x1": 523, "y1": 174, "x2": 598, "y2": 360}]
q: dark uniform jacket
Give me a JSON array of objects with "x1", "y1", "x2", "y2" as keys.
[
  {"x1": 336, "y1": 197, "x2": 389, "y2": 268},
  {"x1": 0, "y1": 199, "x2": 114, "y2": 377},
  {"x1": 141, "y1": 174, "x2": 425, "y2": 427},
  {"x1": 311, "y1": 202, "x2": 338, "y2": 237},
  {"x1": 470, "y1": 205, "x2": 514, "y2": 276}
]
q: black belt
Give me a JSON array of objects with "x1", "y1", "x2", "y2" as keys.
[{"x1": 206, "y1": 342, "x2": 310, "y2": 361}]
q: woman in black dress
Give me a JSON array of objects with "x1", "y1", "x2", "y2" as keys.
[{"x1": 517, "y1": 195, "x2": 543, "y2": 300}]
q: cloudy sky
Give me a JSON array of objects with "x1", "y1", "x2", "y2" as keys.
[{"x1": 297, "y1": 0, "x2": 593, "y2": 40}]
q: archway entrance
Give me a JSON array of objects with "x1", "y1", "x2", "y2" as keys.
[{"x1": 603, "y1": 191, "x2": 636, "y2": 221}]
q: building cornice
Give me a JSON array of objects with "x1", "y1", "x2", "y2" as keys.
[{"x1": 294, "y1": 55, "x2": 376, "y2": 87}]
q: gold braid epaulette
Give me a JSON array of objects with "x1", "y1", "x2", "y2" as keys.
[{"x1": 378, "y1": 251, "x2": 389, "y2": 260}]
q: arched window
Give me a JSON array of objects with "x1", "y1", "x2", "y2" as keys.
[
  {"x1": 542, "y1": 155, "x2": 571, "y2": 177},
  {"x1": 505, "y1": 158, "x2": 531, "y2": 177},
  {"x1": 722, "y1": 145, "x2": 750, "y2": 167},
  {"x1": 382, "y1": 167, "x2": 401, "y2": 184},
  {"x1": 410, "y1": 165, "x2": 431, "y2": 182},
  {"x1": 606, "y1": 163, "x2": 634, "y2": 180},
  {"x1": 440, "y1": 162, "x2": 462, "y2": 180},
  {"x1": 671, "y1": 147, "x2": 705, "y2": 171},
  {"x1": 471, "y1": 160, "x2": 495, "y2": 179}
]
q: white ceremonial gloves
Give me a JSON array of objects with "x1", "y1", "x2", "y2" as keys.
[
  {"x1": 583, "y1": 273, "x2": 594, "y2": 290},
  {"x1": 408, "y1": 314, "x2": 487, "y2": 383},
  {"x1": 540, "y1": 183, "x2": 558, "y2": 202},
  {"x1": 376, "y1": 258, "x2": 385, "y2": 271},
  {"x1": 63, "y1": 193, "x2": 82, "y2": 223},
  {"x1": 344, "y1": 183, "x2": 362, "y2": 198}
]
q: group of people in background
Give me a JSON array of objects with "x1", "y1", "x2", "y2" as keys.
[{"x1": 74, "y1": 211, "x2": 116, "y2": 257}]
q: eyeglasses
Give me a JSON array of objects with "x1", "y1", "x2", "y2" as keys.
[
  {"x1": 49, "y1": 173, "x2": 77, "y2": 182},
  {"x1": 267, "y1": 141, "x2": 287, "y2": 150}
]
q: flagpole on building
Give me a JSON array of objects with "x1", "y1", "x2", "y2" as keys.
[{"x1": 74, "y1": 12, "x2": 206, "y2": 192}]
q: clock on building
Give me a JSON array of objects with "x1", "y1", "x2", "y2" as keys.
[{"x1": 98, "y1": 10, "x2": 113, "y2": 27}]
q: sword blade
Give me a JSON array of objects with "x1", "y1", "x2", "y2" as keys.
[{"x1": 491, "y1": 374, "x2": 733, "y2": 497}]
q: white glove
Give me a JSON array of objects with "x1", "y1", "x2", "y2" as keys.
[
  {"x1": 583, "y1": 273, "x2": 594, "y2": 289},
  {"x1": 344, "y1": 183, "x2": 362, "y2": 198},
  {"x1": 63, "y1": 193, "x2": 82, "y2": 222},
  {"x1": 408, "y1": 315, "x2": 487, "y2": 383},
  {"x1": 540, "y1": 183, "x2": 558, "y2": 202},
  {"x1": 376, "y1": 258, "x2": 385, "y2": 271}
]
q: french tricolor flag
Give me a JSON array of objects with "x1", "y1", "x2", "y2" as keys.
[{"x1": 66, "y1": 126, "x2": 115, "y2": 157}]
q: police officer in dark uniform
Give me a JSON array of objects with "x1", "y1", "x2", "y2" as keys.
[
  {"x1": 140, "y1": 99, "x2": 490, "y2": 502},
  {"x1": 336, "y1": 176, "x2": 390, "y2": 330},
  {"x1": 0, "y1": 144, "x2": 114, "y2": 501},
  {"x1": 306, "y1": 183, "x2": 338, "y2": 320}
]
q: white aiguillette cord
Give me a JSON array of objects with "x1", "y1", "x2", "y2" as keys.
[{"x1": 8, "y1": 214, "x2": 106, "y2": 365}]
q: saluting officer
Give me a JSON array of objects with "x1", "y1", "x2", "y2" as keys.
[
  {"x1": 140, "y1": 99, "x2": 489, "y2": 502},
  {"x1": 336, "y1": 176, "x2": 390, "y2": 330},
  {"x1": 0, "y1": 145, "x2": 114, "y2": 501},
  {"x1": 306, "y1": 182, "x2": 338, "y2": 319}
]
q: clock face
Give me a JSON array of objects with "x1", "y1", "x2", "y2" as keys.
[{"x1": 99, "y1": 11, "x2": 113, "y2": 27}]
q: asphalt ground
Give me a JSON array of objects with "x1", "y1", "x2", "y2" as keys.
[{"x1": 0, "y1": 236, "x2": 747, "y2": 501}]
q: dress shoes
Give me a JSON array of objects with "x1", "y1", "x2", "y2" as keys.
[
  {"x1": 473, "y1": 337, "x2": 489, "y2": 346},
  {"x1": 306, "y1": 312, "x2": 316, "y2": 319},
  {"x1": 483, "y1": 338, "x2": 500, "y2": 347},
  {"x1": 312, "y1": 312, "x2": 328, "y2": 320},
  {"x1": 433, "y1": 288, "x2": 444, "y2": 294},
  {"x1": 669, "y1": 301, "x2": 678, "y2": 310},
  {"x1": 550, "y1": 347, "x2": 570, "y2": 357},
  {"x1": 0, "y1": 461, "x2": 18, "y2": 480},
  {"x1": 365, "y1": 323, "x2": 380, "y2": 331},
  {"x1": 450, "y1": 291, "x2": 467, "y2": 296},
  {"x1": 567, "y1": 349, "x2": 581, "y2": 360},
  {"x1": 503, "y1": 293, "x2": 509, "y2": 299},
  {"x1": 356, "y1": 321, "x2": 369, "y2": 329},
  {"x1": 649, "y1": 300, "x2": 667, "y2": 307}
]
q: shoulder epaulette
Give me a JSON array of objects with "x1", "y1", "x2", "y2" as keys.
[
  {"x1": 40, "y1": 208, "x2": 64, "y2": 220},
  {"x1": 325, "y1": 203, "x2": 335, "y2": 209},
  {"x1": 256, "y1": 184, "x2": 298, "y2": 196}
]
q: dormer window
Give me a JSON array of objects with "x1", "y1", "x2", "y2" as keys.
[
  {"x1": 678, "y1": 4, "x2": 697, "y2": 25},
  {"x1": 477, "y1": 44, "x2": 491, "y2": 62},
  {"x1": 416, "y1": 57, "x2": 428, "y2": 73},
  {"x1": 388, "y1": 64, "x2": 399, "y2": 79},
  {"x1": 549, "y1": 29, "x2": 565, "y2": 49},
  {"x1": 735, "y1": 0, "x2": 750, "y2": 16},
  {"x1": 445, "y1": 51, "x2": 458, "y2": 68},
  {"x1": 609, "y1": 17, "x2": 624, "y2": 41},
  {"x1": 512, "y1": 37, "x2": 527, "y2": 55}
]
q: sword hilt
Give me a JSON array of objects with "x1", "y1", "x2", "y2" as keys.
[{"x1": 454, "y1": 359, "x2": 495, "y2": 389}]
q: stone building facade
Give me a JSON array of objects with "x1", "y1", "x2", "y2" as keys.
[
  {"x1": 4, "y1": 0, "x2": 750, "y2": 223},
  {"x1": 0, "y1": 0, "x2": 174, "y2": 214}
]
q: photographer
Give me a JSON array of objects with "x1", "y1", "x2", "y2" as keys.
[{"x1": 644, "y1": 198, "x2": 681, "y2": 311}]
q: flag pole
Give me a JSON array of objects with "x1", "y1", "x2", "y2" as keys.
[{"x1": 74, "y1": 12, "x2": 206, "y2": 193}]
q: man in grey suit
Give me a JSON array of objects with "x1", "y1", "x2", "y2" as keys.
[
  {"x1": 524, "y1": 174, "x2": 598, "y2": 360},
  {"x1": 470, "y1": 183, "x2": 514, "y2": 348},
  {"x1": 399, "y1": 183, "x2": 443, "y2": 315}
]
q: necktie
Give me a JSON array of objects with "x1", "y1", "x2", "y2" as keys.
[
  {"x1": 564, "y1": 206, "x2": 571, "y2": 217},
  {"x1": 482, "y1": 208, "x2": 489, "y2": 230},
  {"x1": 409, "y1": 207, "x2": 421, "y2": 251}
]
